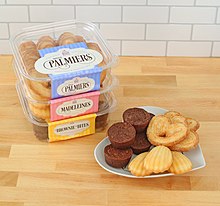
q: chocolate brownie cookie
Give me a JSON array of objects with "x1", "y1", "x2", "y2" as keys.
[
  {"x1": 107, "y1": 122, "x2": 136, "y2": 149},
  {"x1": 104, "y1": 144, "x2": 133, "y2": 168},
  {"x1": 123, "y1": 108, "x2": 152, "y2": 133},
  {"x1": 131, "y1": 132, "x2": 151, "y2": 155}
]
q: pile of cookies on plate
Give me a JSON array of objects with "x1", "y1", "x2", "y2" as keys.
[{"x1": 104, "y1": 108, "x2": 200, "y2": 176}]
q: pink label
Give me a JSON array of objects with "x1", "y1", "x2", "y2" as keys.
[{"x1": 50, "y1": 91, "x2": 100, "y2": 122}]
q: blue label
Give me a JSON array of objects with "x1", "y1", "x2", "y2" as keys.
[{"x1": 38, "y1": 42, "x2": 102, "y2": 99}]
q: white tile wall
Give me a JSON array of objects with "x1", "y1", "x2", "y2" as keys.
[
  {"x1": 0, "y1": 6, "x2": 28, "y2": 22},
  {"x1": 123, "y1": 6, "x2": 169, "y2": 23},
  {"x1": 122, "y1": 41, "x2": 166, "y2": 56},
  {"x1": 193, "y1": 25, "x2": 220, "y2": 40},
  {"x1": 170, "y1": 7, "x2": 216, "y2": 23},
  {"x1": 76, "y1": 6, "x2": 121, "y2": 22},
  {"x1": 167, "y1": 42, "x2": 212, "y2": 57},
  {"x1": 196, "y1": 0, "x2": 220, "y2": 6},
  {"x1": 100, "y1": 24, "x2": 145, "y2": 40},
  {"x1": 0, "y1": 1, "x2": 220, "y2": 57},
  {"x1": 100, "y1": 0, "x2": 146, "y2": 5},
  {"x1": 212, "y1": 42, "x2": 220, "y2": 56},
  {"x1": 7, "y1": 0, "x2": 51, "y2": 4},
  {"x1": 148, "y1": 0, "x2": 194, "y2": 6},
  {"x1": 146, "y1": 24, "x2": 191, "y2": 40},
  {"x1": 53, "y1": 0, "x2": 98, "y2": 4},
  {"x1": 30, "y1": 6, "x2": 74, "y2": 22},
  {"x1": 0, "y1": 23, "x2": 9, "y2": 38}
]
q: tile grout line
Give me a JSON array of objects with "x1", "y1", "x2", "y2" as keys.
[
  {"x1": 144, "y1": 24, "x2": 147, "y2": 40},
  {"x1": 7, "y1": 22, "x2": 10, "y2": 39},
  {"x1": 210, "y1": 41, "x2": 214, "y2": 57},
  {"x1": 165, "y1": 41, "x2": 168, "y2": 56},
  {"x1": 121, "y1": 5, "x2": 123, "y2": 22},
  {"x1": 27, "y1": 5, "x2": 31, "y2": 22},
  {"x1": 120, "y1": 40, "x2": 122, "y2": 56},
  {"x1": 74, "y1": 5, "x2": 76, "y2": 19},
  {"x1": 190, "y1": 24, "x2": 193, "y2": 40},
  {"x1": 215, "y1": 7, "x2": 218, "y2": 23},
  {"x1": 168, "y1": 6, "x2": 171, "y2": 23}
]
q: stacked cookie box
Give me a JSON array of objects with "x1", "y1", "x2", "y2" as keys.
[{"x1": 11, "y1": 20, "x2": 118, "y2": 142}]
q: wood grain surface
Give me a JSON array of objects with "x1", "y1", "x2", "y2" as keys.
[{"x1": 0, "y1": 55, "x2": 220, "y2": 205}]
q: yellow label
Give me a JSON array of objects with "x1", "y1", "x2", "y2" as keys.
[{"x1": 47, "y1": 113, "x2": 96, "y2": 142}]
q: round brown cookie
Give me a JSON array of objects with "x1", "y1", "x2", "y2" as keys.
[
  {"x1": 147, "y1": 115, "x2": 188, "y2": 147},
  {"x1": 169, "y1": 131, "x2": 199, "y2": 152},
  {"x1": 37, "y1": 36, "x2": 57, "y2": 50},
  {"x1": 186, "y1": 117, "x2": 200, "y2": 131},
  {"x1": 108, "y1": 122, "x2": 136, "y2": 149},
  {"x1": 123, "y1": 108, "x2": 152, "y2": 133},
  {"x1": 104, "y1": 144, "x2": 133, "y2": 168},
  {"x1": 131, "y1": 132, "x2": 151, "y2": 155}
]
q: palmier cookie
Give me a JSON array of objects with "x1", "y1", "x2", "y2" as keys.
[
  {"x1": 168, "y1": 152, "x2": 192, "y2": 174},
  {"x1": 19, "y1": 41, "x2": 37, "y2": 55},
  {"x1": 147, "y1": 115, "x2": 188, "y2": 147},
  {"x1": 186, "y1": 117, "x2": 200, "y2": 131},
  {"x1": 169, "y1": 131, "x2": 199, "y2": 152},
  {"x1": 144, "y1": 146, "x2": 173, "y2": 174},
  {"x1": 58, "y1": 32, "x2": 85, "y2": 45},
  {"x1": 164, "y1": 111, "x2": 181, "y2": 119},
  {"x1": 29, "y1": 103, "x2": 50, "y2": 121},
  {"x1": 37, "y1": 36, "x2": 57, "y2": 50},
  {"x1": 87, "y1": 42, "x2": 106, "y2": 84},
  {"x1": 165, "y1": 111, "x2": 200, "y2": 131},
  {"x1": 128, "y1": 152, "x2": 152, "y2": 176}
]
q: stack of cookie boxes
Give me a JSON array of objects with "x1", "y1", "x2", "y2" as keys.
[{"x1": 11, "y1": 20, "x2": 118, "y2": 142}]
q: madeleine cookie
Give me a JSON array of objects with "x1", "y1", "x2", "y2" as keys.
[
  {"x1": 168, "y1": 152, "x2": 192, "y2": 174},
  {"x1": 144, "y1": 146, "x2": 173, "y2": 174},
  {"x1": 169, "y1": 131, "x2": 199, "y2": 152},
  {"x1": 147, "y1": 115, "x2": 188, "y2": 146},
  {"x1": 128, "y1": 152, "x2": 152, "y2": 176},
  {"x1": 186, "y1": 117, "x2": 200, "y2": 131}
]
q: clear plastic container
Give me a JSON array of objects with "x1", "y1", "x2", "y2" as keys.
[
  {"x1": 11, "y1": 20, "x2": 118, "y2": 100},
  {"x1": 18, "y1": 75, "x2": 118, "y2": 122},
  {"x1": 16, "y1": 81, "x2": 117, "y2": 142}
]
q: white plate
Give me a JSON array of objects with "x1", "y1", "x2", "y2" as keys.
[{"x1": 94, "y1": 106, "x2": 206, "y2": 178}]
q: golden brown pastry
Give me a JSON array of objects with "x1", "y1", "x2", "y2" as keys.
[
  {"x1": 168, "y1": 151, "x2": 192, "y2": 174},
  {"x1": 36, "y1": 36, "x2": 57, "y2": 50}
]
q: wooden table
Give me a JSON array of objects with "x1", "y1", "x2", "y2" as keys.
[{"x1": 0, "y1": 55, "x2": 220, "y2": 205}]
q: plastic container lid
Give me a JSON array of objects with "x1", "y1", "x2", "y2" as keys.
[
  {"x1": 10, "y1": 20, "x2": 118, "y2": 82},
  {"x1": 16, "y1": 81, "x2": 117, "y2": 127}
]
